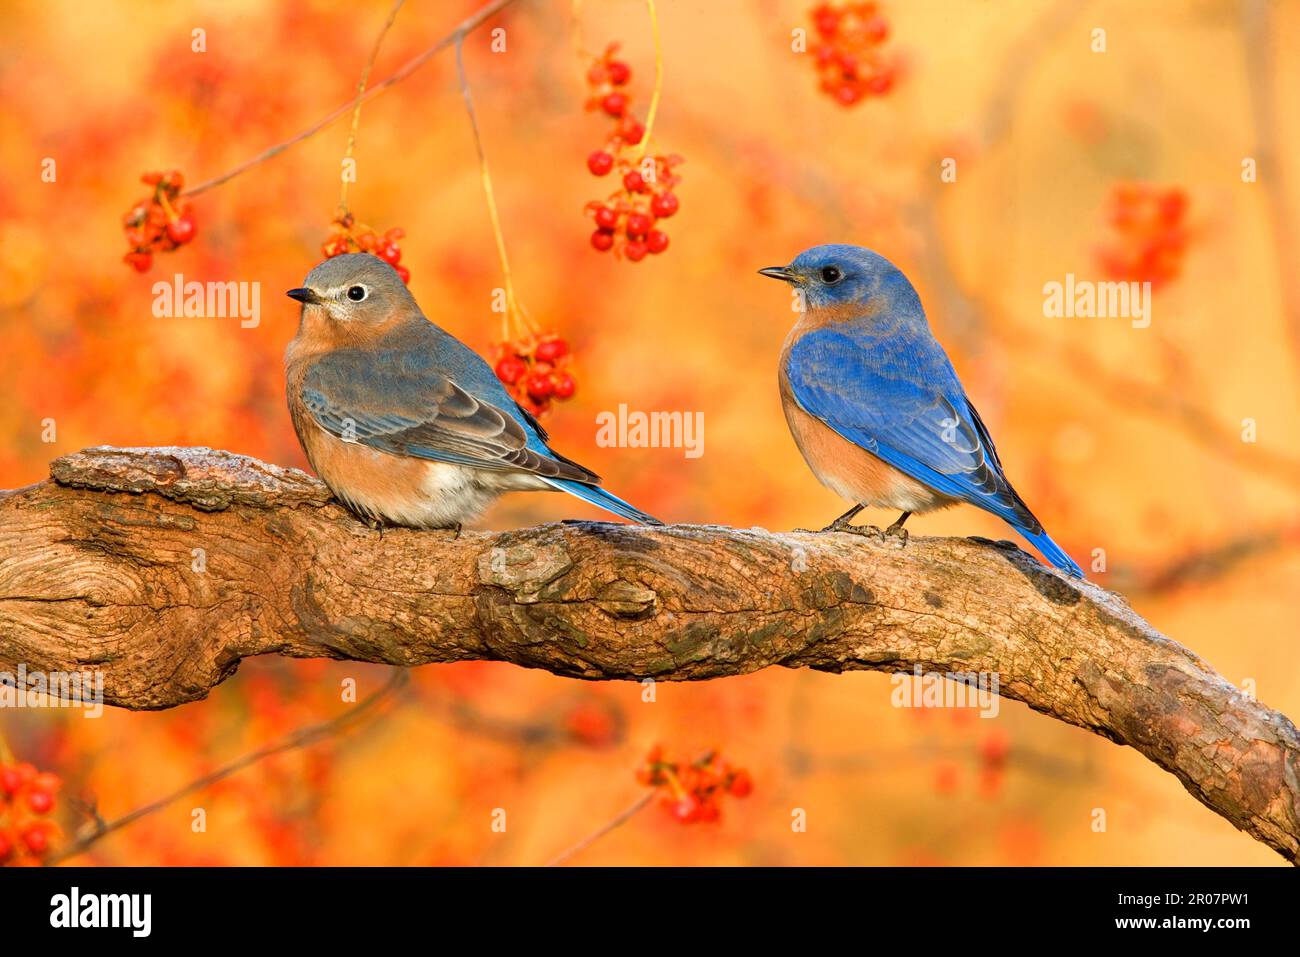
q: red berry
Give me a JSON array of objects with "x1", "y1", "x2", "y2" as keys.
[
  {"x1": 727, "y1": 770, "x2": 753, "y2": 797},
  {"x1": 535, "y1": 337, "x2": 568, "y2": 362},
  {"x1": 622, "y1": 170, "x2": 646, "y2": 193},
  {"x1": 645, "y1": 229, "x2": 669, "y2": 254},
  {"x1": 593, "y1": 205, "x2": 618, "y2": 230},
  {"x1": 394, "y1": 264, "x2": 411, "y2": 284},
  {"x1": 866, "y1": 71, "x2": 893, "y2": 95},
  {"x1": 587, "y1": 150, "x2": 615, "y2": 176},
  {"x1": 21, "y1": 823, "x2": 48, "y2": 855},
  {"x1": 624, "y1": 240, "x2": 648, "y2": 262},
  {"x1": 813, "y1": 7, "x2": 840, "y2": 38},
  {"x1": 864, "y1": 16, "x2": 889, "y2": 43},
  {"x1": 166, "y1": 213, "x2": 196, "y2": 244},
  {"x1": 0, "y1": 767, "x2": 19, "y2": 794},
  {"x1": 625, "y1": 212, "x2": 653, "y2": 238},
  {"x1": 27, "y1": 790, "x2": 53, "y2": 815},
  {"x1": 124, "y1": 251, "x2": 152, "y2": 272},
  {"x1": 1159, "y1": 190, "x2": 1187, "y2": 225},
  {"x1": 600, "y1": 92, "x2": 628, "y2": 117},
  {"x1": 650, "y1": 192, "x2": 679, "y2": 218},
  {"x1": 980, "y1": 730, "x2": 1010, "y2": 767},
  {"x1": 619, "y1": 120, "x2": 645, "y2": 145},
  {"x1": 495, "y1": 356, "x2": 528, "y2": 384},
  {"x1": 551, "y1": 372, "x2": 576, "y2": 399},
  {"x1": 525, "y1": 373, "x2": 554, "y2": 400},
  {"x1": 606, "y1": 60, "x2": 631, "y2": 85},
  {"x1": 590, "y1": 229, "x2": 615, "y2": 252},
  {"x1": 670, "y1": 796, "x2": 700, "y2": 822},
  {"x1": 379, "y1": 242, "x2": 402, "y2": 265},
  {"x1": 835, "y1": 83, "x2": 862, "y2": 105}
]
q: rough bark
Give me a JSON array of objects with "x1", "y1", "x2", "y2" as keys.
[{"x1": 1, "y1": 447, "x2": 1296, "y2": 862}]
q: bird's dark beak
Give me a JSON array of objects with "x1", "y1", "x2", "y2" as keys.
[
  {"x1": 758, "y1": 266, "x2": 800, "y2": 284},
  {"x1": 286, "y1": 287, "x2": 320, "y2": 304}
]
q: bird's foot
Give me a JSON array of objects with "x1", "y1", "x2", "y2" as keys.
[
  {"x1": 883, "y1": 525, "x2": 909, "y2": 547},
  {"x1": 442, "y1": 522, "x2": 463, "y2": 540},
  {"x1": 820, "y1": 518, "x2": 884, "y2": 540}
]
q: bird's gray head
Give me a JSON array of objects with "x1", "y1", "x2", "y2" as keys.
[
  {"x1": 287, "y1": 253, "x2": 416, "y2": 324},
  {"x1": 759, "y1": 244, "x2": 924, "y2": 318}
]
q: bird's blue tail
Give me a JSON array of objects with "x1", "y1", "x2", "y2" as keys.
[
  {"x1": 1016, "y1": 526, "x2": 1084, "y2": 579},
  {"x1": 543, "y1": 478, "x2": 663, "y2": 525}
]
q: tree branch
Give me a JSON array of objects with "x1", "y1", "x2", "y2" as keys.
[{"x1": 1, "y1": 447, "x2": 1297, "y2": 863}]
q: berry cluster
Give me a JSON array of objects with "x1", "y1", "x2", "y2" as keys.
[
  {"x1": 0, "y1": 762, "x2": 60, "y2": 866},
  {"x1": 1096, "y1": 183, "x2": 1189, "y2": 290},
  {"x1": 321, "y1": 214, "x2": 409, "y2": 283},
  {"x1": 809, "y1": 2, "x2": 898, "y2": 105},
  {"x1": 636, "y1": 747, "x2": 752, "y2": 824},
  {"x1": 583, "y1": 43, "x2": 682, "y2": 261},
  {"x1": 491, "y1": 333, "x2": 576, "y2": 417},
  {"x1": 121, "y1": 170, "x2": 197, "y2": 272}
]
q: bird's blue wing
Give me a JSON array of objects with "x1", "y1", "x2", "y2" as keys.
[{"x1": 786, "y1": 327, "x2": 1041, "y2": 532}]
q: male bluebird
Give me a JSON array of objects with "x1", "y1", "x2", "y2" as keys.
[
  {"x1": 284, "y1": 253, "x2": 660, "y2": 530},
  {"x1": 760, "y1": 244, "x2": 1083, "y2": 578}
]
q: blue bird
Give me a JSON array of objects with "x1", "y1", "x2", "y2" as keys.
[
  {"x1": 760, "y1": 244, "x2": 1083, "y2": 578},
  {"x1": 284, "y1": 254, "x2": 660, "y2": 530}
]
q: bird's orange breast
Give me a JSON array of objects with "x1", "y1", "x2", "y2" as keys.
[{"x1": 778, "y1": 339, "x2": 950, "y2": 514}]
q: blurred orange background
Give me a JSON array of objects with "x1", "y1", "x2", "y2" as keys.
[{"x1": 1, "y1": 0, "x2": 1298, "y2": 865}]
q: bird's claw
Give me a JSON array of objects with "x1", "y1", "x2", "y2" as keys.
[
  {"x1": 883, "y1": 525, "x2": 909, "y2": 547},
  {"x1": 821, "y1": 519, "x2": 884, "y2": 540}
]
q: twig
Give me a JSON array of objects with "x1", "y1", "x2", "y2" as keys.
[
  {"x1": 545, "y1": 791, "x2": 653, "y2": 866},
  {"x1": 997, "y1": 320, "x2": 1300, "y2": 491},
  {"x1": 630, "y1": 0, "x2": 663, "y2": 161},
  {"x1": 181, "y1": 0, "x2": 520, "y2": 197},
  {"x1": 1242, "y1": 0, "x2": 1300, "y2": 379},
  {"x1": 47, "y1": 668, "x2": 409, "y2": 865},
  {"x1": 454, "y1": 31, "x2": 534, "y2": 340},
  {"x1": 338, "y1": 0, "x2": 408, "y2": 216}
]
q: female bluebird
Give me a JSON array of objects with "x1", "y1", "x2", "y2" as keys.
[
  {"x1": 285, "y1": 254, "x2": 660, "y2": 530},
  {"x1": 760, "y1": 244, "x2": 1083, "y2": 578}
]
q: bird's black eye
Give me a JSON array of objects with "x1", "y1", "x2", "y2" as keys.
[
  {"x1": 346, "y1": 285, "x2": 367, "y2": 302},
  {"x1": 820, "y1": 266, "x2": 843, "y2": 284}
]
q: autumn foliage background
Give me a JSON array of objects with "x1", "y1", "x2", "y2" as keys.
[{"x1": 2, "y1": 0, "x2": 1298, "y2": 865}]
